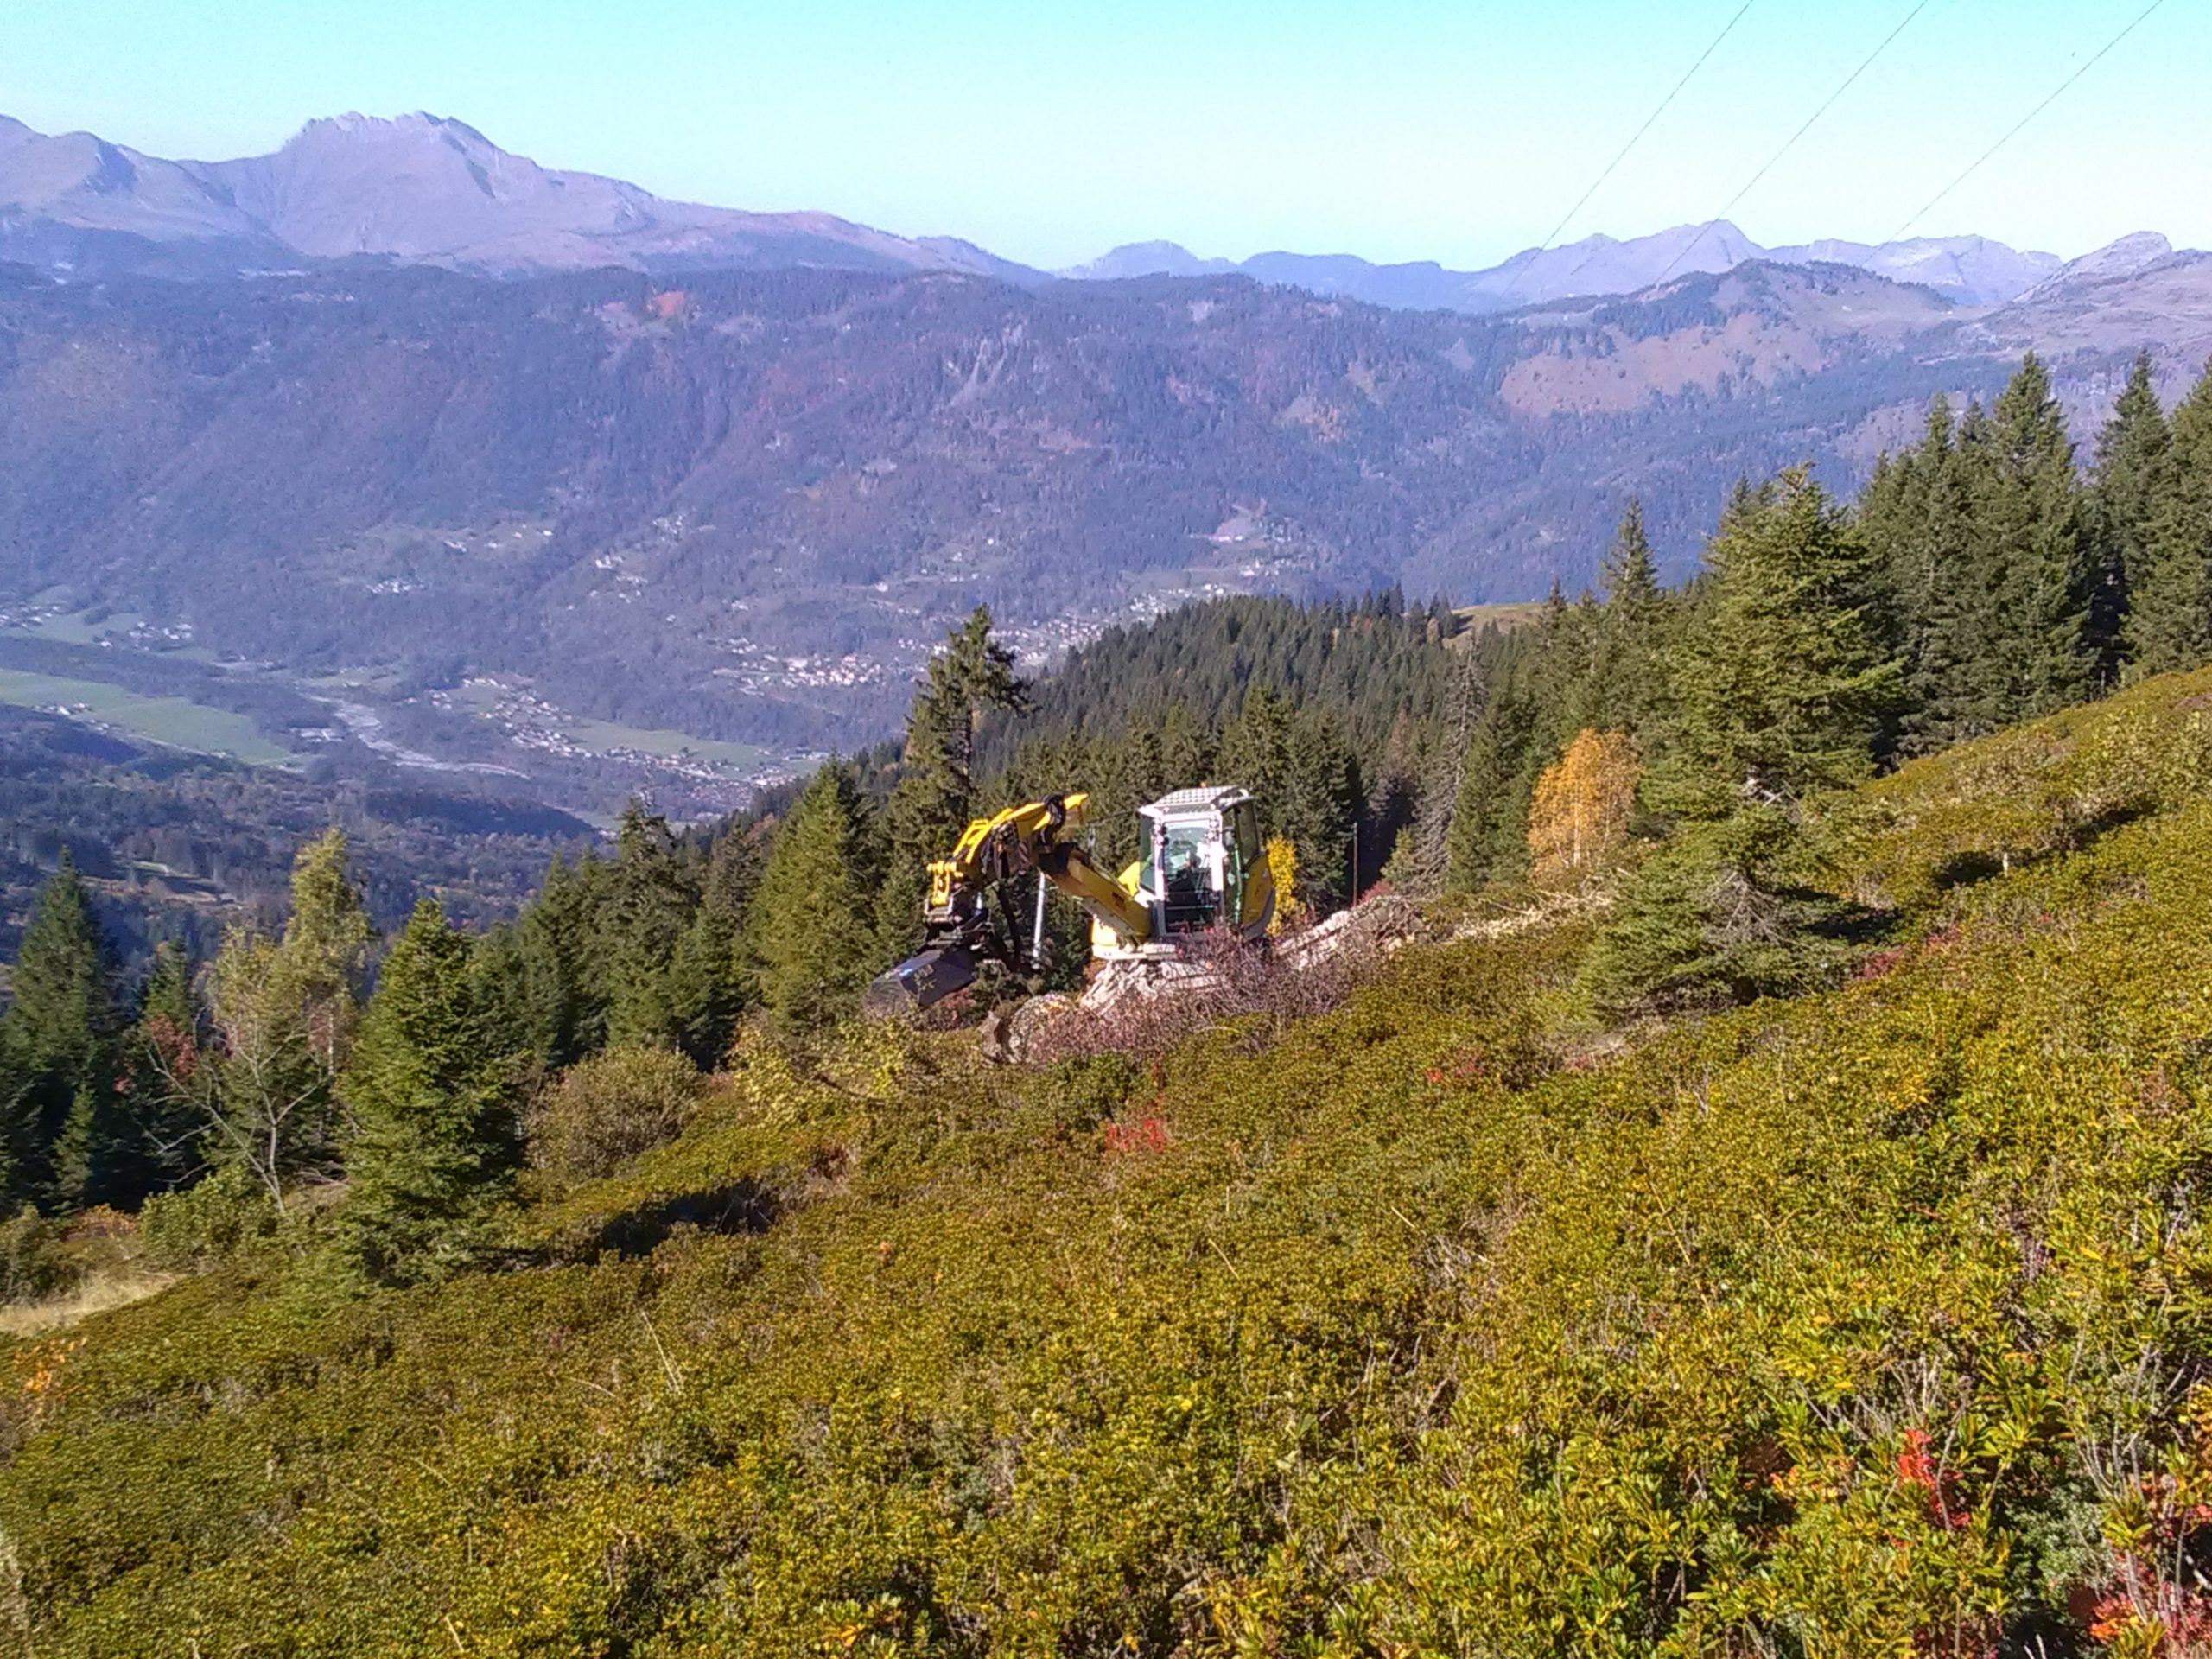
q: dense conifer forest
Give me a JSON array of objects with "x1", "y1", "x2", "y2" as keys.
[{"x1": 9, "y1": 349, "x2": 2212, "y2": 1651}]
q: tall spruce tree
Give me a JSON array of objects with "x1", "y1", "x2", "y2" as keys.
[
  {"x1": 2129, "y1": 357, "x2": 2212, "y2": 678},
  {"x1": 1218, "y1": 686, "x2": 1296, "y2": 833},
  {"x1": 120, "y1": 941, "x2": 203, "y2": 1199},
  {"x1": 1980, "y1": 353, "x2": 2094, "y2": 717},
  {"x1": 1859, "y1": 397, "x2": 1946, "y2": 667},
  {"x1": 753, "y1": 763, "x2": 882, "y2": 1032},
  {"x1": 878, "y1": 607, "x2": 1031, "y2": 957},
  {"x1": 1158, "y1": 701, "x2": 1213, "y2": 790},
  {"x1": 0, "y1": 854, "x2": 123, "y2": 1210},
  {"x1": 1281, "y1": 708, "x2": 1361, "y2": 906},
  {"x1": 510, "y1": 854, "x2": 610, "y2": 1069},
  {"x1": 1652, "y1": 467, "x2": 1900, "y2": 818},
  {"x1": 663, "y1": 829, "x2": 762, "y2": 1066},
  {"x1": 1363, "y1": 709, "x2": 1423, "y2": 890},
  {"x1": 1444, "y1": 662, "x2": 1538, "y2": 892},
  {"x1": 1389, "y1": 643, "x2": 1489, "y2": 895},
  {"x1": 1589, "y1": 499, "x2": 1671, "y2": 734},
  {"x1": 601, "y1": 804, "x2": 702, "y2": 1052},
  {"x1": 340, "y1": 899, "x2": 522, "y2": 1284},
  {"x1": 1586, "y1": 470, "x2": 1897, "y2": 1013},
  {"x1": 2092, "y1": 353, "x2": 2171, "y2": 676},
  {"x1": 1894, "y1": 399, "x2": 1995, "y2": 748}
]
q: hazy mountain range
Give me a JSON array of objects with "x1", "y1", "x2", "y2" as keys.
[
  {"x1": 0, "y1": 111, "x2": 2184, "y2": 315},
  {"x1": 1063, "y1": 226, "x2": 2082, "y2": 310},
  {"x1": 3, "y1": 242, "x2": 2207, "y2": 761}
]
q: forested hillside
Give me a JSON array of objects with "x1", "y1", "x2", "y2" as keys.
[{"x1": 0, "y1": 704, "x2": 594, "y2": 970}]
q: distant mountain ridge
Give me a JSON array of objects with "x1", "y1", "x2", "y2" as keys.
[
  {"x1": 0, "y1": 111, "x2": 1039, "y2": 282},
  {"x1": 1064, "y1": 221, "x2": 2077, "y2": 310},
  {"x1": 0, "y1": 110, "x2": 2177, "y2": 320}
]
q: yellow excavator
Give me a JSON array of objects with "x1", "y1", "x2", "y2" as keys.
[{"x1": 863, "y1": 785, "x2": 1274, "y2": 1016}]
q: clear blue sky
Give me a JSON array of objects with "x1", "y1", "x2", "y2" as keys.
[{"x1": 4, "y1": 0, "x2": 2202, "y2": 270}]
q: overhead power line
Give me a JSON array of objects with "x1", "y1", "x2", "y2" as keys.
[
  {"x1": 1506, "y1": 0, "x2": 1758, "y2": 295},
  {"x1": 1654, "y1": 0, "x2": 1934, "y2": 285},
  {"x1": 1889, "y1": 0, "x2": 2170, "y2": 240}
]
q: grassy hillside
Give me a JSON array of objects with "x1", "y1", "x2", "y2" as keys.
[{"x1": 12, "y1": 672, "x2": 2212, "y2": 1654}]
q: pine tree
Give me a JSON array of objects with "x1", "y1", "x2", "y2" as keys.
[
  {"x1": 753, "y1": 764, "x2": 882, "y2": 1033},
  {"x1": 1604, "y1": 499, "x2": 1662, "y2": 613},
  {"x1": 1589, "y1": 501, "x2": 1673, "y2": 734},
  {"x1": 663, "y1": 829, "x2": 761, "y2": 1066},
  {"x1": 878, "y1": 607, "x2": 1031, "y2": 957},
  {"x1": 122, "y1": 941, "x2": 205, "y2": 1198},
  {"x1": 1362, "y1": 709, "x2": 1422, "y2": 889},
  {"x1": 601, "y1": 804, "x2": 701, "y2": 1051},
  {"x1": 1898, "y1": 400, "x2": 1999, "y2": 748},
  {"x1": 1444, "y1": 664, "x2": 1538, "y2": 892},
  {"x1": 1158, "y1": 701, "x2": 1213, "y2": 789},
  {"x1": 1389, "y1": 646, "x2": 1488, "y2": 894},
  {"x1": 0, "y1": 854, "x2": 122, "y2": 1210},
  {"x1": 1589, "y1": 468, "x2": 1898, "y2": 1012},
  {"x1": 340, "y1": 899, "x2": 523, "y2": 1284},
  {"x1": 1859, "y1": 397, "x2": 1948, "y2": 671},
  {"x1": 1652, "y1": 467, "x2": 1901, "y2": 820},
  {"x1": 1579, "y1": 810, "x2": 1846, "y2": 1014},
  {"x1": 511, "y1": 855, "x2": 610, "y2": 1069},
  {"x1": 2093, "y1": 353, "x2": 2171, "y2": 676},
  {"x1": 45, "y1": 1086, "x2": 104, "y2": 1216},
  {"x1": 1218, "y1": 685, "x2": 1295, "y2": 835},
  {"x1": 1281, "y1": 708, "x2": 1360, "y2": 906},
  {"x1": 2129, "y1": 357, "x2": 2212, "y2": 677},
  {"x1": 1094, "y1": 723, "x2": 1167, "y2": 868},
  {"x1": 1979, "y1": 353, "x2": 2094, "y2": 718}
]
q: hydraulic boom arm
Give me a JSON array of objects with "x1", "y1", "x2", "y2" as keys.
[{"x1": 865, "y1": 792, "x2": 1150, "y2": 1015}]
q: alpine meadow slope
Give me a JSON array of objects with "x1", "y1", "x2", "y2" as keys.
[{"x1": 11, "y1": 670, "x2": 2212, "y2": 1651}]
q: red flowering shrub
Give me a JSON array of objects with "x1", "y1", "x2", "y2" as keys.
[
  {"x1": 1897, "y1": 1429, "x2": 1967, "y2": 1531},
  {"x1": 1101, "y1": 1113, "x2": 1173, "y2": 1156}
]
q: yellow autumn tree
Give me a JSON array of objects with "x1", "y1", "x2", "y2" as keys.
[
  {"x1": 1527, "y1": 728, "x2": 1640, "y2": 883},
  {"x1": 1264, "y1": 836, "x2": 1302, "y2": 933}
]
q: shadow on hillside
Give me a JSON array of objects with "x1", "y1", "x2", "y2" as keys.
[
  {"x1": 588, "y1": 1179, "x2": 781, "y2": 1259},
  {"x1": 1929, "y1": 798, "x2": 2160, "y2": 895},
  {"x1": 1929, "y1": 849, "x2": 2005, "y2": 891}
]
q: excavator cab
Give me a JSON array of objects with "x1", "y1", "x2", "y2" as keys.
[{"x1": 1096, "y1": 786, "x2": 1273, "y2": 962}]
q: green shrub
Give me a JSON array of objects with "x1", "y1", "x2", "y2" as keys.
[
  {"x1": 0, "y1": 1206, "x2": 76, "y2": 1303},
  {"x1": 137, "y1": 1166, "x2": 280, "y2": 1270},
  {"x1": 525, "y1": 1045, "x2": 707, "y2": 1179},
  {"x1": 1579, "y1": 811, "x2": 1853, "y2": 1013}
]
